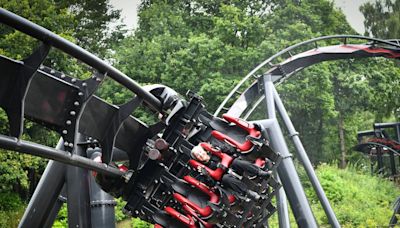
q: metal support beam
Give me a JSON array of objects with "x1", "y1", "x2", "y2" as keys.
[
  {"x1": 0, "y1": 134, "x2": 124, "y2": 177},
  {"x1": 261, "y1": 75, "x2": 318, "y2": 227},
  {"x1": 89, "y1": 175, "x2": 116, "y2": 227},
  {"x1": 66, "y1": 133, "x2": 91, "y2": 227},
  {"x1": 262, "y1": 74, "x2": 290, "y2": 227},
  {"x1": 88, "y1": 148, "x2": 116, "y2": 227},
  {"x1": 19, "y1": 139, "x2": 66, "y2": 228},
  {"x1": 43, "y1": 186, "x2": 67, "y2": 228},
  {"x1": 272, "y1": 86, "x2": 341, "y2": 228},
  {"x1": 274, "y1": 174, "x2": 290, "y2": 228}
]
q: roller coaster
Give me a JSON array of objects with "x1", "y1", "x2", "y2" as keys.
[{"x1": 0, "y1": 8, "x2": 399, "y2": 228}]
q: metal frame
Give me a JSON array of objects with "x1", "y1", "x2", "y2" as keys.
[
  {"x1": 0, "y1": 8, "x2": 399, "y2": 228},
  {"x1": 215, "y1": 35, "x2": 400, "y2": 228}
]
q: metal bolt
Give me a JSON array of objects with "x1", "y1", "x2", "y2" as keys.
[
  {"x1": 62, "y1": 130, "x2": 68, "y2": 135},
  {"x1": 39, "y1": 65, "x2": 44, "y2": 70},
  {"x1": 66, "y1": 120, "x2": 72, "y2": 125},
  {"x1": 61, "y1": 74, "x2": 66, "y2": 79},
  {"x1": 96, "y1": 77, "x2": 102, "y2": 82},
  {"x1": 82, "y1": 82, "x2": 87, "y2": 87},
  {"x1": 70, "y1": 111, "x2": 76, "y2": 116},
  {"x1": 64, "y1": 142, "x2": 69, "y2": 147},
  {"x1": 71, "y1": 78, "x2": 76, "y2": 83},
  {"x1": 50, "y1": 69, "x2": 55, "y2": 74},
  {"x1": 69, "y1": 143, "x2": 73, "y2": 147},
  {"x1": 78, "y1": 92, "x2": 83, "y2": 96},
  {"x1": 154, "y1": 180, "x2": 158, "y2": 184},
  {"x1": 74, "y1": 101, "x2": 79, "y2": 106}
]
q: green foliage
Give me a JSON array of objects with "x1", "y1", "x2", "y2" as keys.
[
  {"x1": 53, "y1": 205, "x2": 68, "y2": 228},
  {"x1": 115, "y1": 198, "x2": 128, "y2": 222},
  {"x1": 131, "y1": 217, "x2": 153, "y2": 228},
  {"x1": 360, "y1": 0, "x2": 400, "y2": 39},
  {"x1": 0, "y1": 206, "x2": 25, "y2": 228},
  {"x1": 269, "y1": 163, "x2": 400, "y2": 227},
  {"x1": 0, "y1": 192, "x2": 23, "y2": 211}
]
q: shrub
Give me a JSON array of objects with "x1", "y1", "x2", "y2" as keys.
[{"x1": 0, "y1": 192, "x2": 23, "y2": 211}]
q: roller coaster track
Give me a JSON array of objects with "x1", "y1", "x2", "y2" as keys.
[
  {"x1": 215, "y1": 35, "x2": 400, "y2": 118},
  {"x1": 1, "y1": 7, "x2": 400, "y2": 228}
]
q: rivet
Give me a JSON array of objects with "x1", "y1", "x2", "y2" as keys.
[
  {"x1": 74, "y1": 101, "x2": 79, "y2": 106},
  {"x1": 64, "y1": 142, "x2": 69, "y2": 147},
  {"x1": 82, "y1": 82, "x2": 87, "y2": 87},
  {"x1": 60, "y1": 74, "x2": 66, "y2": 79},
  {"x1": 78, "y1": 92, "x2": 84, "y2": 96},
  {"x1": 62, "y1": 130, "x2": 68, "y2": 135},
  {"x1": 71, "y1": 78, "x2": 76, "y2": 83},
  {"x1": 69, "y1": 143, "x2": 73, "y2": 147},
  {"x1": 66, "y1": 120, "x2": 72, "y2": 125},
  {"x1": 50, "y1": 69, "x2": 55, "y2": 74},
  {"x1": 39, "y1": 65, "x2": 44, "y2": 70}
]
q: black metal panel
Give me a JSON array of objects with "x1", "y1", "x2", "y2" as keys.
[
  {"x1": 0, "y1": 8, "x2": 162, "y2": 112},
  {"x1": 25, "y1": 70, "x2": 80, "y2": 129},
  {"x1": 0, "y1": 44, "x2": 50, "y2": 137},
  {"x1": 99, "y1": 97, "x2": 143, "y2": 164},
  {"x1": 115, "y1": 117, "x2": 151, "y2": 170},
  {"x1": 79, "y1": 96, "x2": 151, "y2": 166}
]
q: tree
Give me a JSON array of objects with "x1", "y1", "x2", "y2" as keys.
[{"x1": 360, "y1": 0, "x2": 400, "y2": 39}]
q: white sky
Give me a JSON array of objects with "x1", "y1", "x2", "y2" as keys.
[{"x1": 111, "y1": 0, "x2": 373, "y2": 34}]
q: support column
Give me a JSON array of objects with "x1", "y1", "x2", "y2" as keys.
[
  {"x1": 272, "y1": 86, "x2": 340, "y2": 228},
  {"x1": 66, "y1": 133, "x2": 91, "y2": 227},
  {"x1": 261, "y1": 74, "x2": 318, "y2": 227},
  {"x1": 19, "y1": 139, "x2": 66, "y2": 228},
  {"x1": 262, "y1": 74, "x2": 290, "y2": 228}
]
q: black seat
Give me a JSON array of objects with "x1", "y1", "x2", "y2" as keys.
[{"x1": 152, "y1": 210, "x2": 187, "y2": 228}]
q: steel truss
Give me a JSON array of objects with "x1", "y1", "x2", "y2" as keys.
[{"x1": 0, "y1": 7, "x2": 399, "y2": 228}]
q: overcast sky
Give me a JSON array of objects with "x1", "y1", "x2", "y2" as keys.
[{"x1": 110, "y1": 0, "x2": 373, "y2": 34}]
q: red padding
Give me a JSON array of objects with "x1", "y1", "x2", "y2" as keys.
[
  {"x1": 200, "y1": 142, "x2": 233, "y2": 168},
  {"x1": 189, "y1": 159, "x2": 225, "y2": 181},
  {"x1": 183, "y1": 205, "x2": 214, "y2": 228},
  {"x1": 211, "y1": 114, "x2": 262, "y2": 152},
  {"x1": 255, "y1": 158, "x2": 266, "y2": 168},
  {"x1": 183, "y1": 176, "x2": 219, "y2": 204},
  {"x1": 173, "y1": 193, "x2": 212, "y2": 217}
]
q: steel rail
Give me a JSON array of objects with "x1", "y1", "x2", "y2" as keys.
[
  {"x1": 0, "y1": 134, "x2": 125, "y2": 177},
  {"x1": 215, "y1": 35, "x2": 400, "y2": 116},
  {"x1": 0, "y1": 8, "x2": 162, "y2": 112}
]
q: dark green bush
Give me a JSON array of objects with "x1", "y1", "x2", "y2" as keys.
[{"x1": 0, "y1": 192, "x2": 23, "y2": 211}]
